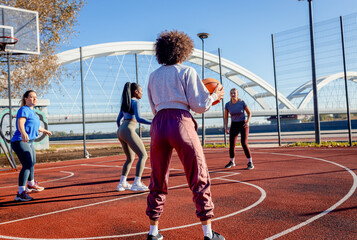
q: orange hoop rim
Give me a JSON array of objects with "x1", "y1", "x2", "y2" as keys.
[
  {"x1": 0, "y1": 36, "x2": 19, "y2": 45},
  {"x1": 0, "y1": 36, "x2": 18, "y2": 52}
]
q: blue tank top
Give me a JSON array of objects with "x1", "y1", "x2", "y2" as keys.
[{"x1": 11, "y1": 106, "x2": 40, "y2": 142}]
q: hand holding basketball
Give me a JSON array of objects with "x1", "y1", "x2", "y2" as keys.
[
  {"x1": 213, "y1": 84, "x2": 224, "y2": 102},
  {"x1": 202, "y1": 78, "x2": 224, "y2": 106}
]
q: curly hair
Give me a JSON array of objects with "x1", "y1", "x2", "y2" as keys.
[{"x1": 155, "y1": 30, "x2": 194, "y2": 65}]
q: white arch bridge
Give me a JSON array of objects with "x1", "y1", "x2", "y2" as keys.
[{"x1": 45, "y1": 42, "x2": 357, "y2": 125}]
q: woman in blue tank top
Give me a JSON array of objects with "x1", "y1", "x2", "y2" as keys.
[
  {"x1": 116, "y1": 82, "x2": 151, "y2": 192},
  {"x1": 11, "y1": 90, "x2": 52, "y2": 202}
]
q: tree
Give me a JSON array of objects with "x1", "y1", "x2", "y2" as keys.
[{"x1": 0, "y1": 0, "x2": 85, "y2": 98}]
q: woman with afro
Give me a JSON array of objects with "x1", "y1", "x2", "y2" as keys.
[{"x1": 146, "y1": 30, "x2": 225, "y2": 240}]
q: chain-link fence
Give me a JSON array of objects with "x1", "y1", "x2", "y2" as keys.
[
  {"x1": 272, "y1": 13, "x2": 357, "y2": 144},
  {"x1": 273, "y1": 13, "x2": 357, "y2": 112}
]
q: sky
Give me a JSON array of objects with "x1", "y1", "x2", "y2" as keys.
[{"x1": 61, "y1": 0, "x2": 357, "y2": 87}]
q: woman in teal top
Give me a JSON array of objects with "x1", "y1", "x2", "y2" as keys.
[
  {"x1": 116, "y1": 82, "x2": 151, "y2": 192},
  {"x1": 11, "y1": 90, "x2": 52, "y2": 202}
]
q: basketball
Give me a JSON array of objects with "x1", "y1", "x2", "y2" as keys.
[{"x1": 202, "y1": 78, "x2": 221, "y2": 106}]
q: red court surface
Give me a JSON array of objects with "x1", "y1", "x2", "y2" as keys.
[{"x1": 0, "y1": 147, "x2": 356, "y2": 240}]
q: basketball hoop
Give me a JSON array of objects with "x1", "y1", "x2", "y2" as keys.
[{"x1": 0, "y1": 36, "x2": 18, "y2": 52}]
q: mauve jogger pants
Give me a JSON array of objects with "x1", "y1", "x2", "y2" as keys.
[{"x1": 146, "y1": 109, "x2": 214, "y2": 221}]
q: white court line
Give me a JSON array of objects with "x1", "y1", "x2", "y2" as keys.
[
  {"x1": 0, "y1": 156, "x2": 127, "y2": 176},
  {"x1": 260, "y1": 152, "x2": 357, "y2": 240},
  {"x1": 0, "y1": 164, "x2": 84, "y2": 176},
  {"x1": 79, "y1": 163, "x2": 153, "y2": 169},
  {"x1": 92, "y1": 159, "x2": 126, "y2": 164},
  {"x1": 0, "y1": 172, "x2": 234, "y2": 226},
  {"x1": 0, "y1": 190, "x2": 149, "y2": 227},
  {"x1": 0, "y1": 171, "x2": 265, "y2": 240},
  {"x1": 80, "y1": 164, "x2": 122, "y2": 168},
  {"x1": 159, "y1": 177, "x2": 266, "y2": 233},
  {"x1": 1, "y1": 152, "x2": 355, "y2": 240},
  {"x1": 37, "y1": 171, "x2": 74, "y2": 184},
  {"x1": 0, "y1": 171, "x2": 74, "y2": 189},
  {"x1": 211, "y1": 171, "x2": 240, "y2": 178},
  {"x1": 0, "y1": 157, "x2": 127, "y2": 189}
]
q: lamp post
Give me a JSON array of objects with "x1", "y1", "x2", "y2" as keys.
[
  {"x1": 197, "y1": 32, "x2": 209, "y2": 146},
  {"x1": 298, "y1": 0, "x2": 321, "y2": 144}
]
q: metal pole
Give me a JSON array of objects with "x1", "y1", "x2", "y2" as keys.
[
  {"x1": 271, "y1": 34, "x2": 282, "y2": 146},
  {"x1": 7, "y1": 54, "x2": 15, "y2": 161},
  {"x1": 340, "y1": 16, "x2": 352, "y2": 146},
  {"x1": 7, "y1": 55, "x2": 12, "y2": 143},
  {"x1": 79, "y1": 47, "x2": 88, "y2": 158},
  {"x1": 218, "y1": 48, "x2": 227, "y2": 146},
  {"x1": 135, "y1": 53, "x2": 142, "y2": 138},
  {"x1": 3, "y1": 11, "x2": 11, "y2": 145},
  {"x1": 308, "y1": 0, "x2": 321, "y2": 144},
  {"x1": 197, "y1": 33, "x2": 209, "y2": 146},
  {"x1": 3, "y1": 11, "x2": 15, "y2": 166},
  {"x1": 201, "y1": 38, "x2": 205, "y2": 146}
]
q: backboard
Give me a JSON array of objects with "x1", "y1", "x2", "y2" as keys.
[{"x1": 0, "y1": 5, "x2": 39, "y2": 55}]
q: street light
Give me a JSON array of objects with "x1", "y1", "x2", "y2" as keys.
[
  {"x1": 197, "y1": 33, "x2": 209, "y2": 146},
  {"x1": 298, "y1": 0, "x2": 321, "y2": 144}
]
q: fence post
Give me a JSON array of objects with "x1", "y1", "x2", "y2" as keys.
[
  {"x1": 271, "y1": 34, "x2": 282, "y2": 146},
  {"x1": 7, "y1": 55, "x2": 13, "y2": 150},
  {"x1": 340, "y1": 16, "x2": 353, "y2": 146},
  {"x1": 308, "y1": 0, "x2": 321, "y2": 144},
  {"x1": 218, "y1": 48, "x2": 227, "y2": 146},
  {"x1": 135, "y1": 53, "x2": 142, "y2": 138},
  {"x1": 80, "y1": 47, "x2": 88, "y2": 158}
]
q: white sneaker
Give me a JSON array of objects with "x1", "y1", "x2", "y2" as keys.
[
  {"x1": 116, "y1": 182, "x2": 132, "y2": 191},
  {"x1": 247, "y1": 162, "x2": 254, "y2": 170},
  {"x1": 130, "y1": 182, "x2": 149, "y2": 191}
]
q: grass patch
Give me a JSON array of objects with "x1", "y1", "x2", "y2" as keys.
[
  {"x1": 286, "y1": 141, "x2": 357, "y2": 147},
  {"x1": 204, "y1": 143, "x2": 228, "y2": 148}
]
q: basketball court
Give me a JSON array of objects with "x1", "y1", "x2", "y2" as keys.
[
  {"x1": 0, "y1": 4, "x2": 356, "y2": 240},
  {"x1": 0, "y1": 147, "x2": 356, "y2": 239}
]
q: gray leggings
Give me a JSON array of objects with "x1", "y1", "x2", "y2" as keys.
[
  {"x1": 117, "y1": 120, "x2": 148, "y2": 177},
  {"x1": 11, "y1": 140, "x2": 36, "y2": 187}
]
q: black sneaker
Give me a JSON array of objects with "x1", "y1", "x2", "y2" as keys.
[
  {"x1": 147, "y1": 232, "x2": 163, "y2": 240},
  {"x1": 224, "y1": 161, "x2": 235, "y2": 168},
  {"x1": 15, "y1": 191, "x2": 33, "y2": 202},
  {"x1": 247, "y1": 162, "x2": 254, "y2": 170},
  {"x1": 204, "y1": 230, "x2": 225, "y2": 240}
]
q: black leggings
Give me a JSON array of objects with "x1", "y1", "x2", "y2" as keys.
[{"x1": 229, "y1": 121, "x2": 251, "y2": 159}]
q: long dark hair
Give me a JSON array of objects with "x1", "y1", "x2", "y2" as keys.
[
  {"x1": 120, "y1": 82, "x2": 140, "y2": 113},
  {"x1": 20, "y1": 90, "x2": 36, "y2": 107}
]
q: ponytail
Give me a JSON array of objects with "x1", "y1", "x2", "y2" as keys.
[
  {"x1": 121, "y1": 82, "x2": 132, "y2": 113},
  {"x1": 120, "y1": 82, "x2": 141, "y2": 113}
]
